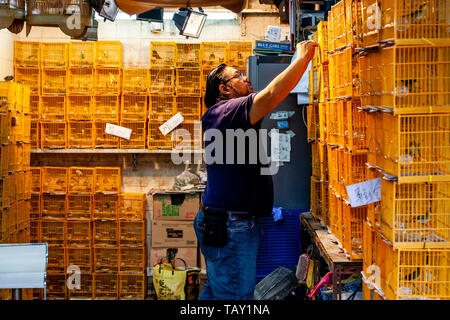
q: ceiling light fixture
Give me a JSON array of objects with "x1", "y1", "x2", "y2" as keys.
[
  {"x1": 89, "y1": 0, "x2": 119, "y2": 21},
  {"x1": 172, "y1": 7, "x2": 207, "y2": 39},
  {"x1": 136, "y1": 7, "x2": 164, "y2": 23}
]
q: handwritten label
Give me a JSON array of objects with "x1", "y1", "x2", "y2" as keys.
[
  {"x1": 265, "y1": 25, "x2": 282, "y2": 42},
  {"x1": 271, "y1": 132, "x2": 291, "y2": 162},
  {"x1": 346, "y1": 178, "x2": 381, "y2": 208},
  {"x1": 159, "y1": 112, "x2": 184, "y2": 136},
  {"x1": 105, "y1": 123, "x2": 132, "y2": 140}
]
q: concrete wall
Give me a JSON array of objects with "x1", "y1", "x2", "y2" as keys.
[{"x1": 0, "y1": 29, "x2": 18, "y2": 79}]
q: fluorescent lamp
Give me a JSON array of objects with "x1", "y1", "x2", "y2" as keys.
[
  {"x1": 172, "y1": 8, "x2": 207, "y2": 38},
  {"x1": 136, "y1": 8, "x2": 164, "y2": 23},
  {"x1": 89, "y1": 0, "x2": 119, "y2": 21}
]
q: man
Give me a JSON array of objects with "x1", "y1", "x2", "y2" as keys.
[{"x1": 194, "y1": 40, "x2": 317, "y2": 300}]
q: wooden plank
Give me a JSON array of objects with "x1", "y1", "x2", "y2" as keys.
[
  {"x1": 315, "y1": 228, "x2": 352, "y2": 265},
  {"x1": 301, "y1": 211, "x2": 322, "y2": 234},
  {"x1": 301, "y1": 212, "x2": 361, "y2": 267}
]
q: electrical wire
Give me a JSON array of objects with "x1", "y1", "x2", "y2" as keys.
[
  {"x1": 347, "y1": 282, "x2": 362, "y2": 300},
  {"x1": 301, "y1": 104, "x2": 308, "y2": 129}
]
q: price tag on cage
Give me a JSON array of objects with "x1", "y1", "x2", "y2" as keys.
[
  {"x1": 346, "y1": 178, "x2": 381, "y2": 208},
  {"x1": 159, "y1": 112, "x2": 184, "y2": 136},
  {"x1": 105, "y1": 123, "x2": 132, "y2": 140}
]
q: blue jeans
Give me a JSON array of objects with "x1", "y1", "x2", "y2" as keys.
[{"x1": 194, "y1": 209, "x2": 262, "y2": 300}]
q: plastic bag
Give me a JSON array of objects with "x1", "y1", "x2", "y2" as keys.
[
  {"x1": 172, "y1": 166, "x2": 200, "y2": 191},
  {"x1": 152, "y1": 261, "x2": 200, "y2": 300},
  {"x1": 272, "y1": 206, "x2": 283, "y2": 221},
  {"x1": 153, "y1": 263, "x2": 187, "y2": 300}
]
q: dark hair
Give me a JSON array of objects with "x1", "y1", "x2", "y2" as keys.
[{"x1": 204, "y1": 63, "x2": 228, "y2": 109}]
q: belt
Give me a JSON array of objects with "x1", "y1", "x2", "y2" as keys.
[{"x1": 200, "y1": 202, "x2": 252, "y2": 221}]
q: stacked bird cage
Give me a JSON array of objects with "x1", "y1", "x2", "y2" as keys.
[
  {"x1": 0, "y1": 81, "x2": 32, "y2": 300},
  {"x1": 307, "y1": 0, "x2": 450, "y2": 300},
  {"x1": 27, "y1": 165, "x2": 148, "y2": 300}
]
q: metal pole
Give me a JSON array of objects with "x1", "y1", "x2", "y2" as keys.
[{"x1": 12, "y1": 288, "x2": 22, "y2": 300}]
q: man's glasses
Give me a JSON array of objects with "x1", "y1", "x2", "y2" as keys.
[{"x1": 221, "y1": 72, "x2": 245, "y2": 85}]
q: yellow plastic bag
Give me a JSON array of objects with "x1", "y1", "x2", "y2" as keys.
[
  {"x1": 152, "y1": 262, "x2": 200, "y2": 300},
  {"x1": 153, "y1": 263, "x2": 187, "y2": 300},
  {"x1": 306, "y1": 260, "x2": 315, "y2": 290}
]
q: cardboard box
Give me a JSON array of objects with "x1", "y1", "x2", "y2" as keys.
[
  {"x1": 151, "y1": 220, "x2": 197, "y2": 247},
  {"x1": 149, "y1": 247, "x2": 198, "y2": 268},
  {"x1": 150, "y1": 190, "x2": 200, "y2": 220}
]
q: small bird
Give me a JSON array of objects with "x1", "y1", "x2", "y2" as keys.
[
  {"x1": 401, "y1": 79, "x2": 419, "y2": 93},
  {"x1": 109, "y1": 73, "x2": 117, "y2": 85},
  {"x1": 404, "y1": 3, "x2": 428, "y2": 21},
  {"x1": 403, "y1": 267, "x2": 420, "y2": 281},
  {"x1": 412, "y1": 211, "x2": 430, "y2": 225},
  {"x1": 408, "y1": 141, "x2": 421, "y2": 159},
  {"x1": 152, "y1": 50, "x2": 162, "y2": 60}
]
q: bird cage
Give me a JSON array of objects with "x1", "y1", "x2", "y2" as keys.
[
  {"x1": 41, "y1": 42, "x2": 68, "y2": 68},
  {"x1": 14, "y1": 41, "x2": 40, "y2": 67},
  {"x1": 69, "y1": 41, "x2": 95, "y2": 67}
]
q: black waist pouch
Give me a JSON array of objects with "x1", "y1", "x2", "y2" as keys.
[{"x1": 202, "y1": 211, "x2": 228, "y2": 248}]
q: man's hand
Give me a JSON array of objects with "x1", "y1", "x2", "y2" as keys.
[
  {"x1": 296, "y1": 40, "x2": 318, "y2": 63},
  {"x1": 250, "y1": 40, "x2": 317, "y2": 125}
]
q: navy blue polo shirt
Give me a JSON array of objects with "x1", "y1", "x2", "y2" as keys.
[{"x1": 201, "y1": 93, "x2": 274, "y2": 218}]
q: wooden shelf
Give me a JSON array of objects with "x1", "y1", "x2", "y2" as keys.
[
  {"x1": 300, "y1": 211, "x2": 363, "y2": 300},
  {"x1": 31, "y1": 149, "x2": 204, "y2": 154},
  {"x1": 301, "y1": 211, "x2": 361, "y2": 266}
]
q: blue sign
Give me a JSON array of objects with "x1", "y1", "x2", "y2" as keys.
[
  {"x1": 256, "y1": 40, "x2": 292, "y2": 52},
  {"x1": 277, "y1": 121, "x2": 289, "y2": 129}
]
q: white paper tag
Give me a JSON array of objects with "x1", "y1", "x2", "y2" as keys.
[
  {"x1": 286, "y1": 130, "x2": 296, "y2": 138},
  {"x1": 265, "y1": 25, "x2": 282, "y2": 42},
  {"x1": 105, "y1": 123, "x2": 132, "y2": 140},
  {"x1": 159, "y1": 112, "x2": 184, "y2": 136},
  {"x1": 346, "y1": 178, "x2": 382, "y2": 208},
  {"x1": 271, "y1": 131, "x2": 291, "y2": 162},
  {"x1": 270, "y1": 111, "x2": 295, "y2": 120}
]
